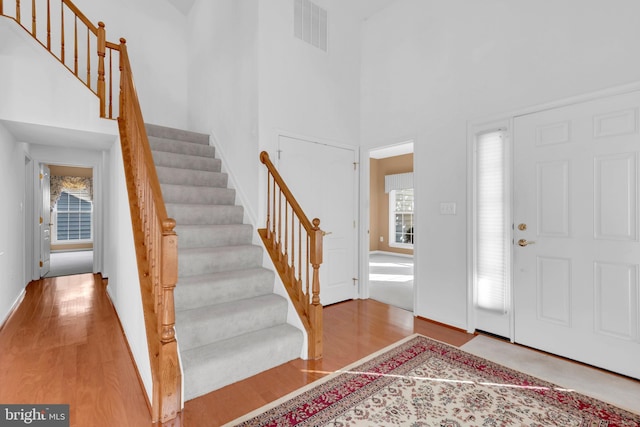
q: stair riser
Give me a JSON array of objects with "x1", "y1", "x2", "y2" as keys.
[
  {"x1": 176, "y1": 225, "x2": 253, "y2": 249},
  {"x1": 161, "y1": 184, "x2": 236, "y2": 205},
  {"x1": 175, "y1": 269, "x2": 275, "y2": 311},
  {"x1": 146, "y1": 124, "x2": 210, "y2": 145},
  {"x1": 167, "y1": 204, "x2": 244, "y2": 225},
  {"x1": 152, "y1": 151, "x2": 221, "y2": 172},
  {"x1": 181, "y1": 326, "x2": 303, "y2": 401},
  {"x1": 149, "y1": 137, "x2": 215, "y2": 158},
  {"x1": 176, "y1": 297, "x2": 288, "y2": 351},
  {"x1": 178, "y1": 246, "x2": 263, "y2": 277},
  {"x1": 156, "y1": 166, "x2": 228, "y2": 188}
]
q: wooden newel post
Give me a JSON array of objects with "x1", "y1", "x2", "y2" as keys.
[
  {"x1": 158, "y1": 218, "x2": 181, "y2": 422},
  {"x1": 97, "y1": 22, "x2": 106, "y2": 118},
  {"x1": 308, "y1": 218, "x2": 323, "y2": 359}
]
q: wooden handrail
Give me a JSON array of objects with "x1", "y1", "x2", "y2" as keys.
[
  {"x1": 259, "y1": 151, "x2": 323, "y2": 359},
  {"x1": 2, "y1": 2, "x2": 181, "y2": 423},
  {"x1": 0, "y1": 0, "x2": 117, "y2": 119}
]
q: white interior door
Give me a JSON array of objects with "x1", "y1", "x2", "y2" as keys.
[
  {"x1": 278, "y1": 135, "x2": 358, "y2": 306},
  {"x1": 513, "y1": 91, "x2": 640, "y2": 379},
  {"x1": 40, "y1": 164, "x2": 51, "y2": 277}
]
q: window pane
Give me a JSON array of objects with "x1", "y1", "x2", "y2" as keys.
[
  {"x1": 475, "y1": 130, "x2": 507, "y2": 314},
  {"x1": 54, "y1": 190, "x2": 92, "y2": 242}
]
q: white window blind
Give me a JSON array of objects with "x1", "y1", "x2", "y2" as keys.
[{"x1": 475, "y1": 130, "x2": 508, "y2": 314}]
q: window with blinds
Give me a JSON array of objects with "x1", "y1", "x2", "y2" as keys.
[
  {"x1": 54, "y1": 190, "x2": 92, "y2": 242},
  {"x1": 474, "y1": 130, "x2": 509, "y2": 314}
]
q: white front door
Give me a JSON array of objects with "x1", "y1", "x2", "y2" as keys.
[
  {"x1": 40, "y1": 164, "x2": 51, "y2": 277},
  {"x1": 513, "y1": 91, "x2": 640, "y2": 379},
  {"x1": 278, "y1": 135, "x2": 358, "y2": 306}
]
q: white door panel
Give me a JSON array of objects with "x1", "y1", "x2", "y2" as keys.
[
  {"x1": 278, "y1": 135, "x2": 358, "y2": 306},
  {"x1": 514, "y1": 91, "x2": 640, "y2": 379}
]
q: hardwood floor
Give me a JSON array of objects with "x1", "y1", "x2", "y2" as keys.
[
  {"x1": 0, "y1": 274, "x2": 152, "y2": 427},
  {"x1": 0, "y1": 274, "x2": 474, "y2": 427}
]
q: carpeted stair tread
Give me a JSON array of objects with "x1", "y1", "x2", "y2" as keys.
[
  {"x1": 176, "y1": 294, "x2": 288, "y2": 351},
  {"x1": 175, "y1": 224, "x2": 253, "y2": 249},
  {"x1": 166, "y1": 203, "x2": 244, "y2": 225},
  {"x1": 152, "y1": 150, "x2": 221, "y2": 172},
  {"x1": 161, "y1": 183, "x2": 236, "y2": 205},
  {"x1": 181, "y1": 324, "x2": 303, "y2": 400},
  {"x1": 175, "y1": 267, "x2": 275, "y2": 310},
  {"x1": 178, "y1": 245, "x2": 263, "y2": 277},
  {"x1": 156, "y1": 166, "x2": 228, "y2": 188},
  {"x1": 149, "y1": 136, "x2": 216, "y2": 157},
  {"x1": 146, "y1": 123, "x2": 209, "y2": 145}
]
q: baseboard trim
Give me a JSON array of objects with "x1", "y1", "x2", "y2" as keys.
[
  {"x1": 0, "y1": 285, "x2": 27, "y2": 334},
  {"x1": 103, "y1": 275, "x2": 155, "y2": 416}
]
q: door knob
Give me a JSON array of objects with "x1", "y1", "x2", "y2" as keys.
[{"x1": 517, "y1": 238, "x2": 536, "y2": 247}]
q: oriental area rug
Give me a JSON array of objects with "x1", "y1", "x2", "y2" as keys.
[{"x1": 226, "y1": 334, "x2": 640, "y2": 427}]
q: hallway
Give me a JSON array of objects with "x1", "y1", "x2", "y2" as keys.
[{"x1": 0, "y1": 274, "x2": 151, "y2": 426}]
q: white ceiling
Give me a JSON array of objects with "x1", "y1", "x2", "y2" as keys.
[{"x1": 165, "y1": 0, "x2": 397, "y2": 19}]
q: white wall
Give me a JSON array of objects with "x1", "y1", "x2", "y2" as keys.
[
  {"x1": 0, "y1": 123, "x2": 27, "y2": 324},
  {"x1": 186, "y1": 0, "x2": 260, "y2": 217},
  {"x1": 361, "y1": 0, "x2": 640, "y2": 328},
  {"x1": 0, "y1": 19, "x2": 113, "y2": 134},
  {"x1": 104, "y1": 140, "x2": 153, "y2": 402},
  {"x1": 71, "y1": 0, "x2": 189, "y2": 129}
]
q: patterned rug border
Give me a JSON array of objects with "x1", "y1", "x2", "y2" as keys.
[{"x1": 224, "y1": 334, "x2": 640, "y2": 426}]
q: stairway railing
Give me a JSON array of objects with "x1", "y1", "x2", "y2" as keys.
[
  {"x1": 0, "y1": 0, "x2": 118, "y2": 118},
  {"x1": 118, "y1": 39, "x2": 181, "y2": 423},
  {"x1": 1, "y1": 1, "x2": 181, "y2": 423},
  {"x1": 259, "y1": 151, "x2": 323, "y2": 359}
]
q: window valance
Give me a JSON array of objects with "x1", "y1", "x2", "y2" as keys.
[
  {"x1": 384, "y1": 172, "x2": 414, "y2": 193},
  {"x1": 51, "y1": 176, "x2": 93, "y2": 208}
]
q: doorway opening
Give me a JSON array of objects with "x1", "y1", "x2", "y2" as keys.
[
  {"x1": 368, "y1": 142, "x2": 414, "y2": 311},
  {"x1": 42, "y1": 164, "x2": 94, "y2": 278}
]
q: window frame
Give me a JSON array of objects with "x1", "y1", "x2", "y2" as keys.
[
  {"x1": 52, "y1": 190, "x2": 94, "y2": 244},
  {"x1": 388, "y1": 188, "x2": 414, "y2": 249}
]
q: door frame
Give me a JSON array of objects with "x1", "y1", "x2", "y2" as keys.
[
  {"x1": 362, "y1": 141, "x2": 416, "y2": 310},
  {"x1": 29, "y1": 145, "x2": 105, "y2": 280},
  {"x1": 466, "y1": 80, "x2": 640, "y2": 340},
  {"x1": 275, "y1": 129, "x2": 361, "y2": 301}
]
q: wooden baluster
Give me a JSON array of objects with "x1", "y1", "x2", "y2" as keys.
[
  {"x1": 97, "y1": 22, "x2": 106, "y2": 117},
  {"x1": 16, "y1": 0, "x2": 20, "y2": 23},
  {"x1": 119, "y1": 38, "x2": 126, "y2": 118},
  {"x1": 46, "y1": 0, "x2": 51, "y2": 50},
  {"x1": 73, "y1": 16, "x2": 78, "y2": 75},
  {"x1": 60, "y1": 1, "x2": 64, "y2": 63},
  {"x1": 108, "y1": 48, "x2": 113, "y2": 118},
  {"x1": 31, "y1": 0, "x2": 36, "y2": 36},
  {"x1": 0, "y1": 0, "x2": 3, "y2": 16},
  {"x1": 271, "y1": 175, "x2": 277, "y2": 249},
  {"x1": 86, "y1": 26, "x2": 90, "y2": 88},
  {"x1": 284, "y1": 200, "x2": 289, "y2": 274},
  {"x1": 277, "y1": 188, "x2": 282, "y2": 262}
]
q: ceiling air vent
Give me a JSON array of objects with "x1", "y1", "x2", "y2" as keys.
[{"x1": 294, "y1": 0, "x2": 328, "y2": 52}]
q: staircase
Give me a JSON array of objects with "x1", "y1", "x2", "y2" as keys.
[{"x1": 146, "y1": 124, "x2": 304, "y2": 401}]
